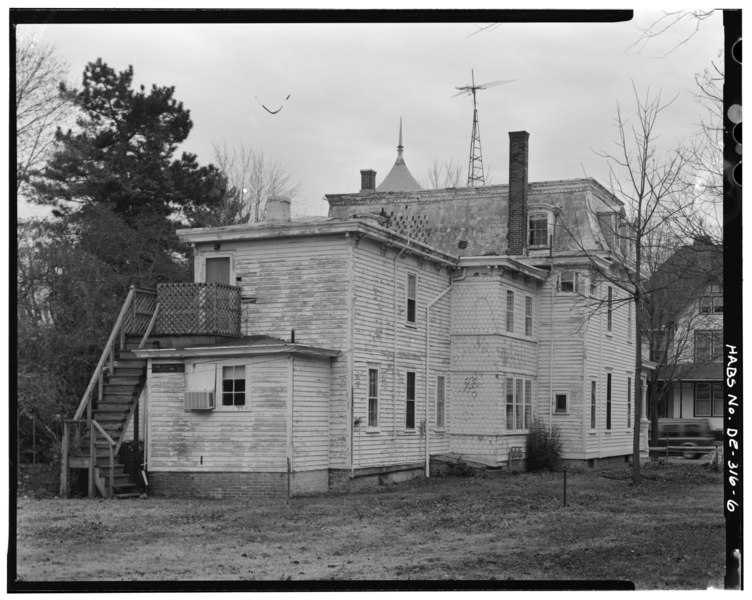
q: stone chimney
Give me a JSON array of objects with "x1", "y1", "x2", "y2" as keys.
[
  {"x1": 360, "y1": 169, "x2": 376, "y2": 193},
  {"x1": 266, "y1": 196, "x2": 291, "y2": 222},
  {"x1": 507, "y1": 131, "x2": 529, "y2": 255}
]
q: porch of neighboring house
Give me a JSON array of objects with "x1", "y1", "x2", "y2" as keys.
[{"x1": 59, "y1": 282, "x2": 241, "y2": 498}]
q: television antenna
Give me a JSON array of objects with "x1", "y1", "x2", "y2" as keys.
[{"x1": 453, "y1": 69, "x2": 516, "y2": 187}]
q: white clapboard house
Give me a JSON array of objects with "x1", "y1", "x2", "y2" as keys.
[{"x1": 60, "y1": 130, "x2": 649, "y2": 499}]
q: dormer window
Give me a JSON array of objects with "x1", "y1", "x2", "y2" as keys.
[
  {"x1": 528, "y1": 212, "x2": 550, "y2": 247},
  {"x1": 699, "y1": 284, "x2": 723, "y2": 314}
]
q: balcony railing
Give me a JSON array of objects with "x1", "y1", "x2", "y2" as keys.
[{"x1": 155, "y1": 282, "x2": 241, "y2": 337}]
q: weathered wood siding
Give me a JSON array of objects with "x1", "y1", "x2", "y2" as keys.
[
  {"x1": 147, "y1": 356, "x2": 289, "y2": 472},
  {"x1": 449, "y1": 269, "x2": 540, "y2": 461},
  {"x1": 581, "y1": 280, "x2": 636, "y2": 459},
  {"x1": 349, "y1": 238, "x2": 452, "y2": 468},
  {"x1": 193, "y1": 237, "x2": 351, "y2": 469},
  {"x1": 536, "y1": 276, "x2": 588, "y2": 459},
  {"x1": 291, "y1": 356, "x2": 331, "y2": 473}
]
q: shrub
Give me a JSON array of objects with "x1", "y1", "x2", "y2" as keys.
[{"x1": 526, "y1": 418, "x2": 563, "y2": 472}]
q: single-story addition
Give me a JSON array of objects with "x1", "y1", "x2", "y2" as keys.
[{"x1": 133, "y1": 337, "x2": 339, "y2": 498}]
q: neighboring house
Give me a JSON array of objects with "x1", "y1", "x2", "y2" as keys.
[
  {"x1": 644, "y1": 240, "x2": 724, "y2": 431},
  {"x1": 61, "y1": 129, "x2": 645, "y2": 499}
]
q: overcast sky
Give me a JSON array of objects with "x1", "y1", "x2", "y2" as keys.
[{"x1": 16, "y1": 10, "x2": 724, "y2": 219}]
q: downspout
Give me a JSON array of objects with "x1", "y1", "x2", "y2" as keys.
[
  {"x1": 287, "y1": 353, "x2": 294, "y2": 497},
  {"x1": 424, "y1": 277, "x2": 453, "y2": 478}
]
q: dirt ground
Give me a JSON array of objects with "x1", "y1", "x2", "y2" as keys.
[{"x1": 11, "y1": 461, "x2": 725, "y2": 589}]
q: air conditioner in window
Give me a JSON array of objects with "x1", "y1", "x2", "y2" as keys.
[{"x1": 184, "y1": 391, "x2": 215, "y2": 411}]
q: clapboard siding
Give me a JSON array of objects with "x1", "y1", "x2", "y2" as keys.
[
  {"x1": 148, "y1": 356, "x2": 290, "y2": 472},
  {"x1": 292, "y1": 357, "x2": 331, "y2": 472},
  {"x1": 195, "y1": 236, "x2": 351, "y2": 469},
  {"x1": 349, "y1": 239, "x2": 452, "y2": 468},
  {"x1": 536, "y1": 277, "x2": 588, "y2": 458}
]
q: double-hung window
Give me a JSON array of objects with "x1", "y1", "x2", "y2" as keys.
[
  {"x1": 405, "y1": 371, "x2": 416, "y2": 429},
  {"x1": 368, "y1": 368, "x2": 379, "y2": 428},
  {"x1": 606, "y1": 286, "x2": 613, "y2": 332},
  {"x1": 559, "y1": 271, "x2": 579, "y2": 293},
  {"x1": 436, "y1": 375, "x2": 446, "y2": 429},
  {"x1": 406, "y1": 273, "x2": 417, "y2": 325},
  {"x1": 627, "y1": 377, "x2": 632, "y2": 428},
  {"x1": 506, "y1": 290, "x2": 515, "y2": 333},
  {"x1": 606, "y1": 372, "x2": 612, "y2": 430},
  {"x1": 528, "y1": 213, "x2": 549, "y2": 247},
  {"x1": 590, "y1": 381, "x2": 597, "y2": 429},
  {"x1": 695, "y1": 330, "x2": 722, "y2": 362},
  {"x1": 694, "y1": 382, "x2": 723, "y2": 417},
  {"x1": 525, "y1": 296, "x2": 533, "y2": 336},
  {"x1": 505, "y1": 377, "x2": 532, "y2": 431}
]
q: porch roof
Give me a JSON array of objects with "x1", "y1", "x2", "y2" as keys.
[{"x1": 132, "y1": 335, "x2": 340, "y2": 361}]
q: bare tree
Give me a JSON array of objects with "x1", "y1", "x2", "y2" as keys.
[
  {"x1": 210, "y1": 142, "x2": 299, "y2": 225},
  {"x1": 424, "y1": 159, "x2": 465, "y2": 189},
  {"x1": 627, "y1": 10, "x2": 717, "y2": 57},
  {"x1": 16, "y1": 35, "x2": 74, "y2": 193}
]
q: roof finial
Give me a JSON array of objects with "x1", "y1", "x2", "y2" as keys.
[{"x1": 398, "y1": 116, "x2": 403, "y2": 150}]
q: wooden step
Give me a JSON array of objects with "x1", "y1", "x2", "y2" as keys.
[
  {"x1": 104, "y1": 383, "x2": 140, "y2": 395},
  {"x1": 114, "y1": 492, "x2": 142, "y2": 499},
  {"x1": 94, "y1": 404, "x2": 131, "y2": 413},
  {"x1": 106, "y1": 374, "x2": 143, "y2": 385},
  {"x1": 100, "y1": 392, "x2": 138, "y2": 402}
]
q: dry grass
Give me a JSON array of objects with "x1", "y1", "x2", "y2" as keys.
[{"x1": 12, "y1": 462, "x2": 725, "y2": 589}]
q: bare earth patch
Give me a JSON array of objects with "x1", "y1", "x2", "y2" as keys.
[{"x1": 12, "y1": 462, "x2": 725, "y2": 589}]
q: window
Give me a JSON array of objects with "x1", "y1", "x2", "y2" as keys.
[
  {"x1": 695, "y1": 330, "x2": 723, "y2": 362},
  {"x1": 525, "y1": 296, "x2": 533, "y2": 336},
  {"x1": 559, "y1": 271, "x2": 579, "y2": 293},
  {"x1": 221, "y1": 365, "x2": 246, "y2": 406},
  {"x1": 436, "y1": 375, "x2": 446, "y2": 429},
  {"x1": 589, "y1": 275, "x2": 598, "y2": 297},
  {"x1": 406, "y1": 274, "x2": 417, "y2": 324},
  {"x1": 529, "y1": 213, "x2": 549, "y2": 246},
  {"x1": 505, "y1": 377, "x2": 532, "y2": 431},
  {"x1": 590, "y1": 381, "x2": 597, "y2": 429},
  {"x1": 700, "y1": 284, "x2": 723, "y2": 314},
  {"x1": 405, "y1": 371, "x2": 416, "y2": 429},
  {"x1": 627, "y1": 377, "x2": 632, "y2": 428},
  {"x1": 607, "y1": 286, "x2": 613, "y2": 332},
  {"x1": 694, "y1": 382, "x2": 723, "y2": 417},
  {"x1": 368, "y1": 368, "x2": 379, "y2": 427},
  {"x1": 506, "y1": 290, "x2": 515, "y2": 333},
  {"x1": 555, "y1": 393, "x2": 568, "y2": 414},
  {"x1": 205, "y1": 256, "x2": 231, "y2": 285},
  {"x1": 606, "y1": 373, "x2": 612, "y2": 430}
]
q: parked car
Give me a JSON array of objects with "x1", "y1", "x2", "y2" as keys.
[{"x1": 656, "y1": 419, "x2": 717, "y2": 460}]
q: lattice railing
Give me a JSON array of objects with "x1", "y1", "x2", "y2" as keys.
[
  {"x1": 122, "y1": 289, "x2": 157, "y2": 337},
  {"x1": 155, "y1": 282, "x2": 241, "y2": 336}
]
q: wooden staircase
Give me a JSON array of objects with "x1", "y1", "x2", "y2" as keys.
[
  {"x1": 87, "y1": 349, "x2": 146, "y2": 498},
  {"x1": 61, "y1": 287, "x2": 158, "y2": 499}
]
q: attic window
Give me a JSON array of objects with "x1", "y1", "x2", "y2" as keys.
[
  {"x1": 700, "y1": 284, "x2": 723, "y2": 314},
  {"x1": 528, "y1": 213, "x2": 550, "y2": 247}
]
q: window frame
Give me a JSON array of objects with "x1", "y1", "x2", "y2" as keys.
[
  {"x1": 505, "y1": 377, "x2": 532, "y2": 432},
  {"x1": 590, "y1": 380, "x2": 597, "y2": 429},
  {"x1": 694, "y1": 329, "x2": 723, "y2": 362},
  {"x1": 606, "y1": 286, "x2": 613, "y2": 332},
  {"x1": 528, "y1": 212, "x2": 550, "y2": 247},
  {"x1": 525, "y1": 295, "x2": 533, "y2": 337},
  {"x1": 405, "y1": 371, "x2": 416, "y2": 430},
  {"x1": 506, "y1": 290, "x2": 515, "y2": 333},
  {"x1": 435, "y1": 375, "x2": 446, "y2": 430},
  {"x1": 606, "y1": 372, "x2": 612, "y2": 430},
  {"x1": 627, "y1": 376, "x2": 632, "y2": 429},
  {"x1": 367, "y1": 368, "x2": 379, "y2": 429},
  {"x1": 220, "y1": 364, "x2": 247, "y2": 408},
  {"x1": 559, "y1": 270, "x2": 579, "y2": 294},
  {"x1": 406, "y1": 272, "x2": 417, "y2": 325},
  {"x1": 694, "y1": 381, "x2": 724, "y2": 417},
  {"x1": 554, "y1": 392, "x2": 568, "y2": 414}
]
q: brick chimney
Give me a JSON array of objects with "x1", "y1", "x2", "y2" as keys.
[
  {"x1": 507, "y1": 131, "x2": 529, "y2": 255},
  {"x1": 360, "y1": 169, "x2": 376, "y2": 193},
  {"x1": 266, "y1": 196, "x2": 291, "y2": 222}
]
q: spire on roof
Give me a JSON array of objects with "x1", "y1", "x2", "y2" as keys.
[{"x1": 377, "y1": 117, "x2": 422, "y2": 192}]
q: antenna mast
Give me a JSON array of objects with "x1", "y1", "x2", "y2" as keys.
[{"x1": 454, "y1": 70, "x2": 516, "y2": 187}]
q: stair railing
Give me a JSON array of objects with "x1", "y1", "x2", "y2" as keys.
[
  {"x1": 92, "y1": 419, "x2": 116, "y2": 498},
  {"x1": 62, "y1": 285, "x2": 156, "y2": 498}
]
